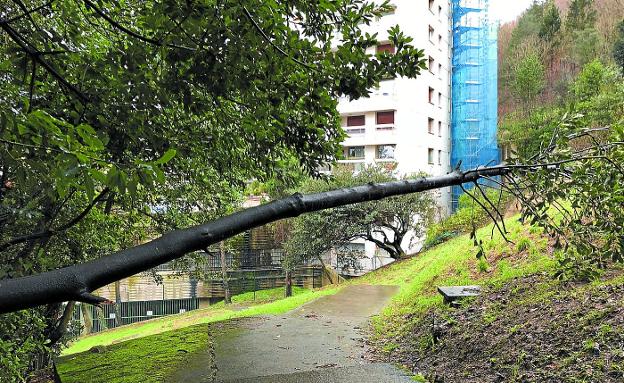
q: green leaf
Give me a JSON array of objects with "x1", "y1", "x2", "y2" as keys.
[{"x1": 154, "y1": 149, "x2": 177, "y2": 165}]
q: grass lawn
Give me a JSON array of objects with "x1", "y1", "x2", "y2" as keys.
[
  {"x1": 57, "y1": 324, "x2": 211, "y2": 383},
  {"x1": 62, "y1": 286, "x2": 335, "y2": 355}
]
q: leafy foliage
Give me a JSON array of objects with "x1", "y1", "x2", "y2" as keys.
[
  {"x1": 539, "y1": 1, "x2": 562, "y2": 42},
  {"x1": 502, "y1": 109, "x2": 624, "y2": 281},
  {"x1": 613, "y1": 20, "x2": 624, "y2": 72},
  {"x1": 510, "y1": 52, "x2": 546, "y2": 111},
  {"x1": 501, "y1": 60, "x2": 624, "y2": 157},
  {"x1": 502, "y1": 57, "x2": 624, "y2": 281},
  {"x1": 0, "y1": 0, "x2": 427, "y2": 378},
  {"x1": 565, "y1": 0, "x2": 597, "y2": 32}
]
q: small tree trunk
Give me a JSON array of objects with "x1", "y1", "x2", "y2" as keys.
[
  {"x1": 96, "y1": 306, "x2": 107, "y2": 331},
  {"x1": 81, "y1": 303, "x2": 93, "y2": 334},
  {"x1": 114, "y1": 280, "x2": 122, "y2": 327},
  {"x1": 220, "y1": 241, "x2": 231, "y2": 304},
  {"x1": 285, "y1": 269, "x2": 293, "y2": 297},
  {"x1": 392, "y1": 241, "x2": 405, "y2": 259},
  {"x1": 47, "y1": 301, "x2": 76, "y2": 345}
]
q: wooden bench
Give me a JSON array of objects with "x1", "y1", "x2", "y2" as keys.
[{"x1": 437, "y1": 285, "x2": 481, "y2": 305}]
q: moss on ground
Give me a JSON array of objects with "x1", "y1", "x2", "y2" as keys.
[{"x1": 57, "y1": 324, "x2": 211, "y2": 383}]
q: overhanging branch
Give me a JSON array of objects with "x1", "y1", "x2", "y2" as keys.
[
  {"x1": 0, "y1": 161, "x2": 590, "y2": 313},
  {"x1": 0, "y1": 19, "x2": 90, "y2": 103}
]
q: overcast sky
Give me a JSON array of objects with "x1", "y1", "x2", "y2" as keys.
[{"x1": 490, "y1": 0, "x2": 535, "y2": 23}]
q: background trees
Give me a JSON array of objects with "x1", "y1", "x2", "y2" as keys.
[
  {"x1": 284, "y1": 165, "x2": 436, "y2": 272},
  {"x1": 510, "y1": 52, "x2": 546, "y2": 112},
  {"x1": 614, "y1": 20, "x2": 624, "y2": 72}
]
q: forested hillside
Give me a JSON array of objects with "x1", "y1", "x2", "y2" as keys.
[{"x1": 498, "y1": 0, "x2": 624, "y2": 123}]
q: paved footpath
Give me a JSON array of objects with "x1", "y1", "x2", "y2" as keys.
[{"x1": 169, "y1": 285, "x2": 414, "y2": 383}]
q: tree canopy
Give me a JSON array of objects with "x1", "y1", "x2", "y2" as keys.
[{"x1": 0, "y1": 1, "x2": 427, "y2": 378}]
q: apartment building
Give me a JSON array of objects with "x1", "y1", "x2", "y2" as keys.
[
  {"x1": 330, "y1": 0, "x2": 452, "y2": 274},
  {"x1": 333, "y1": 0, "x2": 454, "y2": 271},
  {"x1": 338, "y1": 0, "x2": 452, "y2": 199}
]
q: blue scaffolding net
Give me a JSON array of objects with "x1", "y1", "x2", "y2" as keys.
[{"x1": 450, "y1": 0, "x2": 499, "y2": 209}]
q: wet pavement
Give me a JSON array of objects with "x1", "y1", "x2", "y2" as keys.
[{"x1": 169, "y1": 285, "x2": 413, "y2": 383}]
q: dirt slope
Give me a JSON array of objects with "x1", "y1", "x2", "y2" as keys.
[{"x1": 372, "y1": 272, "x2": 624, "y2": 382}]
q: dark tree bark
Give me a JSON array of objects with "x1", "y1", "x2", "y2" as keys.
[
  {"x1": 220, "y1": 241, "x2": 231, "y2": 304},
  {"x1": 47, "y1": 301, "x2": 75, "y2": 345},
  {"x1": 0, "y1": 167, "x2": 511, "y2": 314},
  {"x1": 285, "y1": 269, "x2": 293, "y2": 298}
]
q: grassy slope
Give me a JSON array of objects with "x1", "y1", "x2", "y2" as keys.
[
  {"x1": 58, "y1": 324, "x2": 211, "y2": 383},
  {"x1": 394, "y1": 270, "x2": 624, "y2": 382},
  {"x1": 350, "y1": 216, "x2": 556, "y2": 344},
  {"x1": 58, "y1": 286, "x2": 339, "y2": 382}
]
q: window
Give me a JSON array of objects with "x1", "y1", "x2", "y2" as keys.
[
  {"x1": 376, "y1": 145, "x2": 396, "y2": 160},
  {"x1": 429, "y1": 26, "x2": 435, "y2": 42},
  {"x1": 428, "y1": 148, "x2": 435, "y2": 164},
  {"x1": 438, "y1": 92, "x2": 442, "y2": 107},
  {"x1": 438, "y1": 63, "x2": 442, "y2": 76},
  {"x1": 345, "y1": 146, "x2": 365, "y2": 160},
  {"x1": 428, "y1": 56, "x2": 435, "y2": 72},
  {"x1": 438, "y1": 34, "x2": 443, "y2": 47},
  {"x1": 376, "y1": 43, "x2": 395, "y2": 54},
  {"x1": 345, "y1": 115, "x2": 365, "y2": 134},
  {"x1": 376, "y1": 110, "x2": 395, "y2": 125},
  {"x1": 428, "y1": 118, "x2": 435, "y2": 134},
  {"x1": 438, "y1": 5, "x2": 442, "y2": 19},
  {"x1": 377, "y1": 80, "x2": 395, "y2": 96},
  {"x1": 438, "y1": 121, "x2": 442, "y2": 136},
  {"x1": 438, "y1": 150, "x2": 442, "y2": 165},
  {"x1": 428, "y1": 87, "x2": 434, "y2": 104},
  {"x1": 346, "y1": 115, "x2": 365, "y2": 127},
  {"x1": 429, "y1": 0, "x2": 434, "y2": 11}
]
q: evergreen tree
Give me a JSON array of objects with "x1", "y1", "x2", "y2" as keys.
[
  {"x1": 613, "y1": 20, "x2": 624, "y2": 73},
  {"x1": 539, "y1": 1, "x2": 561, "y2": 42},
  {"x1": 565, "y1": 0, "x2": 597, "y2": 31}
]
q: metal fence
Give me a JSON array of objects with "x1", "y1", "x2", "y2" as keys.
[{"x1": 72, "y1": 298, "x2": 199, "y2": 334}]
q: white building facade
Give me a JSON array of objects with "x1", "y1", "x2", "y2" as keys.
[{"x1": 334, "y1": 0, "x2": 454, "y2": 273}]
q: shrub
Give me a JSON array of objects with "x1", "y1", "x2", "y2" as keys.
[{"x1": 424, "y1": 189, "x2": 512, "y2": 249}]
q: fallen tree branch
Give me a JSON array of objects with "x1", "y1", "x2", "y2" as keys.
[
  {"x1": 0, "y1": 167, "x2": 512, "y2": 313},
  {"x1": 0, "y1": 157, "x2": 607, "y2": 314}
]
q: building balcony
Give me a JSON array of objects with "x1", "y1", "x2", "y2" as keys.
[{"x1": 342, "y1": 125, "x2": 398, "y2": 146}]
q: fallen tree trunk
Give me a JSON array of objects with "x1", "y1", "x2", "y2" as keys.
[{"x1": 0, "y1": 167, "x2": 510, "y2": 314}]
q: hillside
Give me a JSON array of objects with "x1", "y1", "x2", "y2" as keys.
[
  {"x1": 355, "y1": 219, "x2": 624, "y2": 382},
  {"x1": 498, "y1": 0, "x2": 624, "y2": 119}
]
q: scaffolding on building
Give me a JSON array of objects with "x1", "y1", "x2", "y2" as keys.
[{"x1": 451, "y1": 0, "x2": 499, "y2": 208}]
